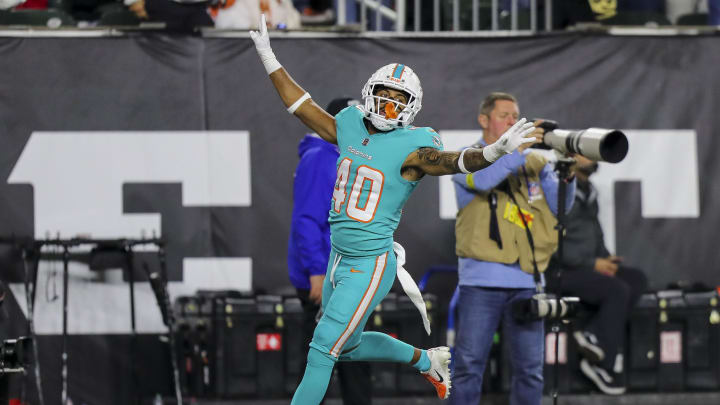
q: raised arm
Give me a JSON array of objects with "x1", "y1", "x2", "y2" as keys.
[
  {"x1": 250, "y1": 15, "x2": 337, "y2": 144},
  {"x1": 404, "y1": 118, "x2": 538, "y2": 177}
]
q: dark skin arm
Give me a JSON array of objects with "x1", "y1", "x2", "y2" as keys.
[
  {"x1": 268, "y1": 68, "x2": 338, "y2": 144},
  {"x1": 251, "y1": 16, "x2": 336, "y2": 143},
  {"x1": 400, "y1": 148, "x2": 493, "y2": 181},
  {"x1": 400, "y1": 123, "x2": 543, "y2": 181}
]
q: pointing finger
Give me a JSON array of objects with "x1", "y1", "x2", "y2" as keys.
[{"x1": 260, "y1": 14, "x2": 267, "y2": 35}]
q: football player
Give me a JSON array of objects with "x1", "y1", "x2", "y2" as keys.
[{"x1": 250, "y1": 15, "x2": 538, "y2": 404}]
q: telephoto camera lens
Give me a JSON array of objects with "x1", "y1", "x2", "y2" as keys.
[
  {"x1": 512, "y1": 294, "x2": 581, "y2": 322},
  {"x1": 529, "y1": 120, "x2": 628, "y2": 163},
  {"x1": 543, "y1": 128, "x2": 628, "y2": 163}
]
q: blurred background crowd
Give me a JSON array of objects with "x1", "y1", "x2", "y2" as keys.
[{"x1": 0, "y1": 0, "x2": 718, "y2": 33}]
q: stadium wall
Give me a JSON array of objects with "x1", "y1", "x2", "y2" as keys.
[{"x1": 0, "y1": 33, "x2": 718, "y2": 403}]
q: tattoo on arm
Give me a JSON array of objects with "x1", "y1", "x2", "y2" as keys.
[
  {"x1": 417, "y1": 148, "x2": 460, "y2": 173},
  {"x1": 461, "y1": 148, "x2": 493, "y2": 172},
  {"x1": 416, "y1": 147, "x2": 494, "y2": 175}
]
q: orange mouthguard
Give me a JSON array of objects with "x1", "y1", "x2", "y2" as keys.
[{"x1": 385, "y1": 102, "x2": 399, "y2": 119}]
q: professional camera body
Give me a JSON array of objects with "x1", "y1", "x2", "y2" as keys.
[
  {"x1": 513, "y1": 293, "x2": 581, "y2": 322},
  {"x1": 532, "y1": 120, "x2": 629, "y2": 163}
]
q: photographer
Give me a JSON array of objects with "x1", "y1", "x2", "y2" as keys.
[
  {"x1": 547, "y1": 154, "x2": 647, "y2": 395},
  {"x1": 450, "y1": 92, "x2": 575, "y2": 405}
]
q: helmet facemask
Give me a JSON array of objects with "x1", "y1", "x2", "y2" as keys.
[{"x1": 364, "y1": 85, "x2": 416, "y2": 131}]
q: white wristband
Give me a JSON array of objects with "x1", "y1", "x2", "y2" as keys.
[
  {"x1": 287, "y1": 93, "x2": 311, "y2": 114},
  {"x1": 458, "y1": 148, "x2": 473, "y2": 174},
  {"x1": 482, "y1": 143, "x2": 502, "y2": 163}
]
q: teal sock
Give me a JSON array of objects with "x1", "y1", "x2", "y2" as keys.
[
  {"x1": 291, "y1": 347, "x2": 336, "y2": 405},
  {"x1": 338, "y1": 331, "x2": 430, "y2": 371},
  {"x1": 415, "y1": 349, "x2": 431, "y2": 372}
]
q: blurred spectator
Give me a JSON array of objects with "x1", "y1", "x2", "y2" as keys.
[
  {"x1": 210, "y1": 0, "x2": 300, "y2": 29},
  {"x1": 125, "y1": 0, "x2": 149, "y2": 19},
  {"x1": 666, "y1": 0, "x2": 706, "y2": 24},
  {"x1": 553, "y1": 0, "x2": 601, "y2": 28},
  {"x1": 11, "y1": 0, "x2": 47, "y2": 10},
  {"x1": 294, "y1": 0, "x2": 332, "y2": 24},
  {"x1": 125, "y1": 0, "x2": 214, "y2": 31},
  {"x1": 710, "y1": 0, "x2": 720, "y2": 24},
  {"x1": 619, "y1": 0, "x2": 664, "y2": 13},
  {"x1": 69, "y1": 0, "x2": 117, "y2": 21},
  {"x1": 554, "y1": 0, "x2": 671, "y2": 28},
  {"x1": 0, "y1": 0, "x2": 28, "y2": 9},
  {"x1": 547, "y1": 154, "x2": 647, "y2": 395},
  {"x1": 0, "y1": 0, "x2": 23, "y2": 9}
]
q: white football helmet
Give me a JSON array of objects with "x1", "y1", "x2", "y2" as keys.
[{"x1": 359, "y1": 63, "x2": 423, "y2": 131}]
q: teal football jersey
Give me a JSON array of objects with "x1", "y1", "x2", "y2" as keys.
[{"x1": 328, "y1": 106, "x2": 444, "y2": 256}]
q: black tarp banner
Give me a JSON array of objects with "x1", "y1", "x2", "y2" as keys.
[{"x1": 0, "y1": 33, "x2": 718, "y2": 404}]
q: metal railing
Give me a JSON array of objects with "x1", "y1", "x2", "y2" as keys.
[{"x1": 336, "y1": 0, "x2": 553, "y2": 32}]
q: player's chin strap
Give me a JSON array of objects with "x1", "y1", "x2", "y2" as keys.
[{"x1": 393, "y1": 242, "x2": 431, "y2": 335}]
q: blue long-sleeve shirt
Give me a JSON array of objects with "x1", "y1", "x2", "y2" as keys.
[
  {"x1": 452, "y1": 140, "x2": 575, "y2": 289},
  {"x1": 287, "y1": 135, "x2": 339, "y2": 290}
]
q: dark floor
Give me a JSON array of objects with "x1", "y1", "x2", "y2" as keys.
[{"x1": 178, "y1": 392, "x2": 720, "y2": 405}]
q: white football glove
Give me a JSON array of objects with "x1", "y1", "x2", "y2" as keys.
[
  {"x1": 482, "y1": 118, "x2": 537, "y2": 162},
  {"x1": 249, "y1": 14, "x2": 281, "y2": 75}
]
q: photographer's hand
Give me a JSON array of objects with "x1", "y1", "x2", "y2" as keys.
[
  {"x1": 482, "y1": 118, "x2": 536, "y2": 162},
  {"x1": 518, "y1": 119, "x2": 545, "y2": 152}
]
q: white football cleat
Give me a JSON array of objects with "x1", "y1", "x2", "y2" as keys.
[{"x1": 420, "y1": 346, "x2": 452, "y2": 399}]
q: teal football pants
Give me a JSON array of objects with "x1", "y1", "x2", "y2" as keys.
[{"x1": 291, "y1": 247, "x2": 430, "y2": 405}]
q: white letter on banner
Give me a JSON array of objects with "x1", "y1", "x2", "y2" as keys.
[
  {"x1": 437, "y1": 130, "x2": 700, "y2": 253},
  {"x1": 9, "y1": 131, "x2": 251, "y2": 239},
  {"x1": 591, "y1": 130, "x2": 699, "y2": 252}
]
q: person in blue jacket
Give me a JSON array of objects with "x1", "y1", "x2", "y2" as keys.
[{"x1": 287, "y1": 97, "x2": 373, "y2": 405}]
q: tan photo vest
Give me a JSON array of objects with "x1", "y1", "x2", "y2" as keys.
[{"x1": 455, "y1": 153, "x2": 559, "y2": 274}]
